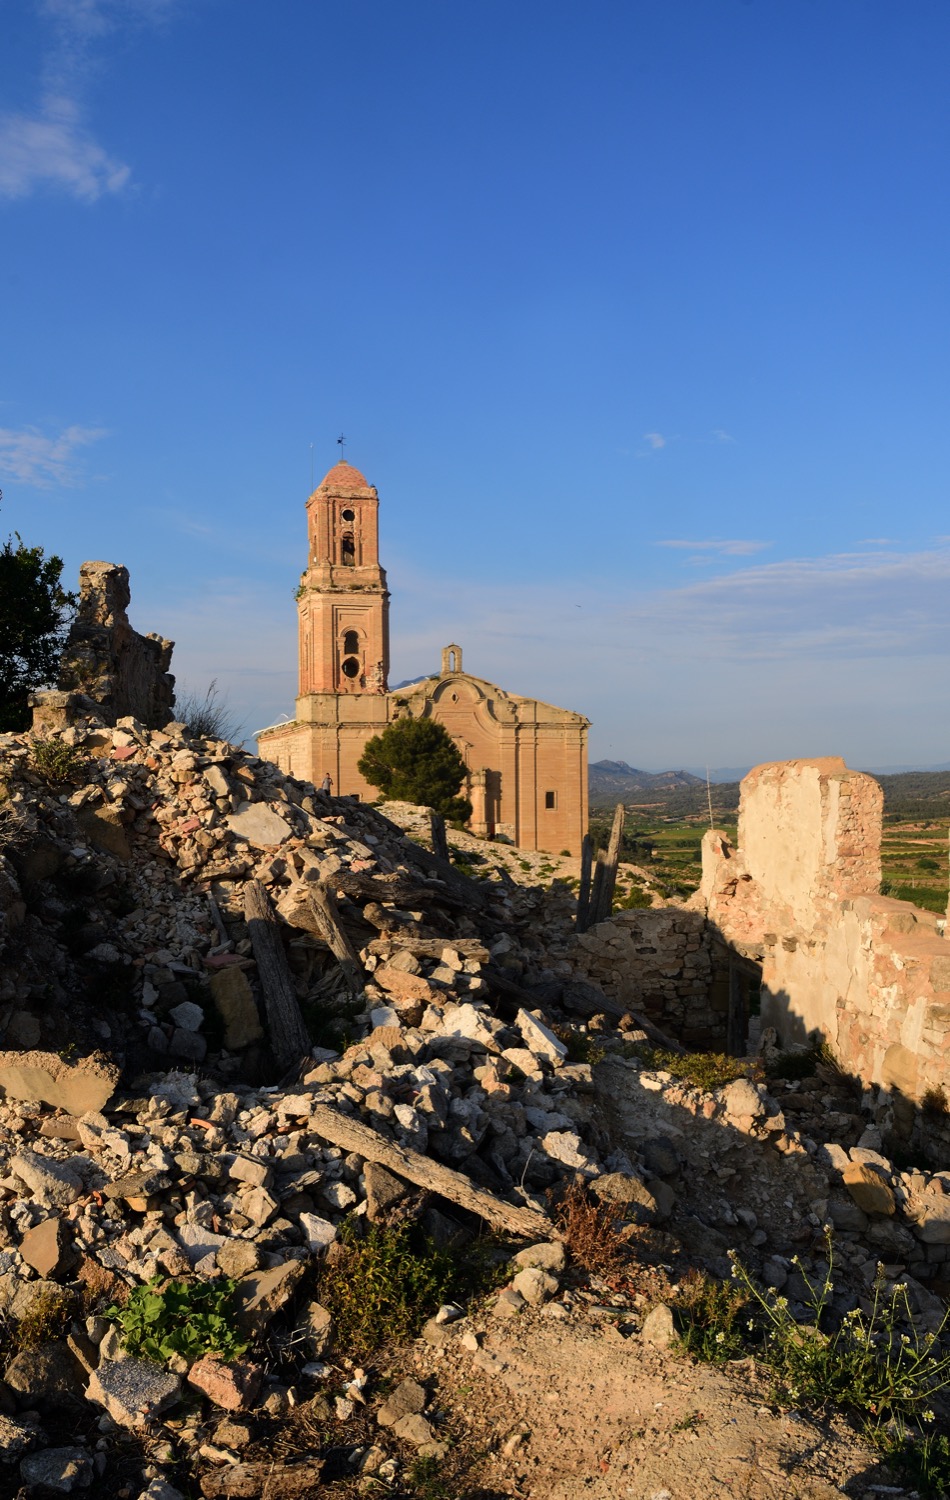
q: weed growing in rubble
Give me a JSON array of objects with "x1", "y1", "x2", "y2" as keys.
[
  {"x1": 29, "y1": 735, "x2": 86, "y2": 784},
  {"x1": 15, "y1": 1287, "x2": 74, "y2": 1351},
  {"x1": 675, "y1": 1268, "x2": 749, "y2": 1362},
  {"x1": 677, "y1": 1236, "x2": 950, "y2": 1495},
  {"x1": 319, "y1": 1218, "x2": 506, "y2": 1360},
  {"x1": 107, "y1": 1277, "x2": 248, "y2": 1364},
  {"x1": 553, "y1": 1180, "x2": 631, "y2": 1282},
  {"x1": 628, "y1": 1045, "x2": 748, "y2": 1092}
]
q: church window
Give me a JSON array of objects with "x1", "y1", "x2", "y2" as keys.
[
  {"x1": 341, "y1": 533, "x2": 355, "y2": 566},
  {"x1": 342, "y1": 656, "x2": 360, "y2": 679},
  {"x1": 342, "y1": 508, "x2": 355, "y2": 522},
  {"x1": 545, "y1": 791, "x2": 557, "y2": 810},
  {"x1": 343, "y1": 630, "x2": 360, "y2": 655}
]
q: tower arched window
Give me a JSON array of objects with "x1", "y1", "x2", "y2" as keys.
[
  {"x1": 343, "y1": 630, "x2": 360, "y2": 656},
  {"x1": 341, "y1": 533, "x2": 355, "y2": 566}
]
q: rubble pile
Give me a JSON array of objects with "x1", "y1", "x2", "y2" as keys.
[{"x1": 0, "y1": 717, "x2": 947, "y2": 1494}]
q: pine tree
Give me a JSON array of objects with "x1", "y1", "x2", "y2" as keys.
[{"x1": 358, "y1": 716, "x2": 472, "y2": 822}]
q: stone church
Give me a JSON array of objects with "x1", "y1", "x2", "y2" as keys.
[{"x1": 257, "y1": 460, "x2": 589, "y2": 855}]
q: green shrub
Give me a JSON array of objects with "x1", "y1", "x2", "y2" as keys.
[
  {"x1": 107, "y1": 1277, "x2": 248, "y2": 1363},
  {"x1": 319, "y1": 1219, "x2": 504, "y2": 1359},
  {"x1": 630, "y1": 1045, "x2": 749, "y2": 1092},
  {"x1": 30, "y1": 736, "x2": 86, "y2": 784}
]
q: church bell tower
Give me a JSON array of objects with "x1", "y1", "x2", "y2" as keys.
[{"x1": 297, "y1": 461, "x2": 390, "y2": 696}]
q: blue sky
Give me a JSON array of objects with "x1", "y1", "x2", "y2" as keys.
[{"x1": 2, "y1": 0, "x2": 949, "y2": 770}]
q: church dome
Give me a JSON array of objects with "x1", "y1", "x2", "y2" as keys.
[{"x1": 318, "y1": 461, "x2": 372, "y2": 494}]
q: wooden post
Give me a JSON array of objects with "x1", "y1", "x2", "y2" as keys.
[
  {"x1": 244, "y1": 881, "x2": 311, "y2": 1069},
  {"x1": 429, "y1": 810, "x2": 449, "y2": 864},
  {"x1": 590, "y1": 803, "x2": 625, "y2": 926},
  {"x1": 576, "y1": 833, "x2": 593, "y2": 932}
]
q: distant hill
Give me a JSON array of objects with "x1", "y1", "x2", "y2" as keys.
[
  {"x1": 589, "y1": 761, "x2": 950, "y2": 822},
  {"x1": 589, "y1": 760, "x2": 705, "y2": 806}
]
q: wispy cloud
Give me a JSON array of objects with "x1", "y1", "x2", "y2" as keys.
[
  {"x1": 656, "y1": 538, "x2": 772, "y2": 557},
  {"x1": 0, "y1": 1, "x2": 176, "y2": 203},
  {"x1": 642, "y1": 431, "x2": 666, "y2": 450},
  {"x1": 0, "y1": 423, "x2": 109, "y2": 486},
  {"x1": 0, "y1": 95, "x2": 129, "y2": 201},
  {"x1": 710, "y1": 428, "x2": 735, "y2": 443}
]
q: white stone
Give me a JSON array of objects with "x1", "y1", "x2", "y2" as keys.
[
  {"x1": 299, "y1": 1214, "x2": 337, "y2": 1253},
  {"x1": 516, "y1": 1008, "x2": 568, "y2": 1066},
  {"x1": 226, "y1": 802, "x2": 293, "y2": 847}
]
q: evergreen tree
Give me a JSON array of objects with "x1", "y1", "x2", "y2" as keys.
[
  {"x1": 358, "y1": 716, "x2": 472, "y2": 822},
  {"x1": 0, "y1": 515, "x2": 76, "y2": 732}
]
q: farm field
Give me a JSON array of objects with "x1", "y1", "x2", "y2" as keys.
[{"x1": 590, "y1": 774, "x2": 948, "y2": 915}]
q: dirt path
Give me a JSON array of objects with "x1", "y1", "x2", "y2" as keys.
[{"x1": 411, "y1": 1309, "x2": 888, "y2": 1500}]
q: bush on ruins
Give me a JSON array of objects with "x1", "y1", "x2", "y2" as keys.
[{"x1": 358, "y1": 716, "x2": 472, "y2": 824}]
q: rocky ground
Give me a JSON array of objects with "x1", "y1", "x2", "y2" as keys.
[{"x1": 0, "y1": 717, "x2": 946, "y2": 1498}]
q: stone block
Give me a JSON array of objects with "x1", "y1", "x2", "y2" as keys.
[
  {"x1": 187, "y1": 1357, "x2": 262, "y2": 1411},
  {"x1": 227, "y1": 803, "x2": 292, "y2": 847},
  {"x1": 842, "y1": 1162, "x2": 896, "y2": 1217},
  {"x1": 209, "y1": 968, "x2": 263, "y2": 1050},
  {"x1": 20, "y1": 1445, "x2": 94, "y2": 1493}
]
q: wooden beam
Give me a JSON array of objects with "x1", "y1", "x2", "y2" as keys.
[{"x1": 306, "y1": 1101, "x2": 559, "y2": 1242}]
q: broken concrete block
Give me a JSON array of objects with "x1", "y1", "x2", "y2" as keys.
[
  {"x1": 87, "y1": 1358, "x2": 181, "y2": 1429},
  {"x1": 0, "y1": 1050, "x2": 117, "y2": 1115},
  {"x1": 12, "y1": 1150, "x2": 83, "y2": 1208}
]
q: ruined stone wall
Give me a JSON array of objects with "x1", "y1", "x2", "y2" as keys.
[
  {"x1": 33, "y1": 561, "x2": 175, "y2": 731},
  {"x1": 571, "y1": 907, "x2": 720, "y2": 1047},
  {"x1": 703, "y1": 757, "x2": 950, "y2": 1102}
]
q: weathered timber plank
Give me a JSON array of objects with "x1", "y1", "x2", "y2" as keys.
[{"x1": 307, "y1": 1102, "x2": 558, "y2": 1242}]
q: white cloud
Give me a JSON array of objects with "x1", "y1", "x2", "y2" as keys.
[
  {"x1": 643, "y1": 431, "x2": 666, "y2": 450},
  {"x1": 0, "y1": 95, "x2": 130, "y2": 201},
  {"x1": 656, "y1": 538, "x2": 771, "y2": 557},
  {"x1": 0, "y1": 423, "x2": 110, "y2": 486},
  {"x1": 0, "y1": 1, "x2": 177, "y2": 203},
  {"x1": 710, "y1": 428, "x2": 735, "y2": 443}
]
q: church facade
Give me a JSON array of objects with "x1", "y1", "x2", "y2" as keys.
[{"x1": 257, "y1": 461, "x2": 589, "y2": 855}]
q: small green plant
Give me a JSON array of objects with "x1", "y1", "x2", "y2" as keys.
[
  {"x1": 106, "y1": 1277, "x2": 248, "y2": 1363},
  {"x1": 765, "y1": 1043, "x2": 820, "y2": 1080},
  {"x1": 675, "y1": 1268, "x2": 749, "y2": 1362},
  {"x1": 629, "y1": 1045, "x2": 749, "y2": 1092},
  {"x1": 614, "y1": 884, "x2": 653, "y2": 910},
  {"x1": 679, "y1": 1237, "x2": 950, "y2": 1495},
  {"x1": 553, "y1": 1025, "x2": 607, "y2": 1066},
  {"x1": 318, "y1": 1218, "x2": 505, "y2": 1359},
  {"x1": 29, "y1": 736, "x2": 86, "y2": 784},
  {"x1": 16, "y1": 1287, "x2": 74, "y2": 1350}
]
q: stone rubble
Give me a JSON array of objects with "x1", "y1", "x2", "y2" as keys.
[{"x1": 0, "y1": 715, "x2": 947, "y2": 1490}]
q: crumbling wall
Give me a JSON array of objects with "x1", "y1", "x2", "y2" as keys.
[
  {"x1": 32, "y1": 561, "x2": 174, "y2": 731},
  {"x1": 571, "y1": 907, "x2": 719, "y2": 1046},
  {"x1": 703, "y1": 757, "x2": 950, "y2": 1102}
]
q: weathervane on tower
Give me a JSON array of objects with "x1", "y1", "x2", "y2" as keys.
[{"x1": 337, "y1": 433, "x2": 346, "y2": 461}]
